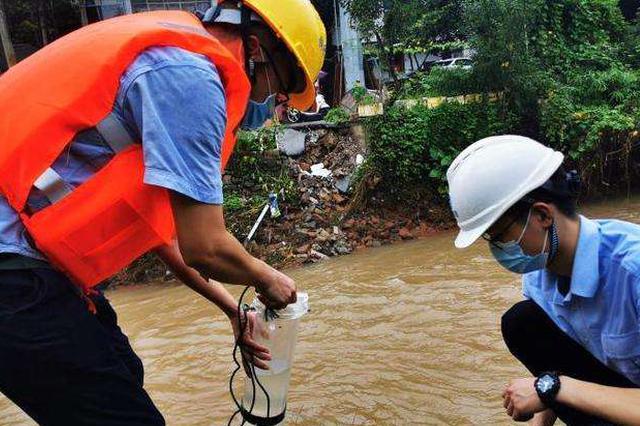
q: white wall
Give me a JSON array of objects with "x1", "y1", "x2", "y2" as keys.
[{"x1": 337, "y1": 2, "x2": 365, "y2": 91}]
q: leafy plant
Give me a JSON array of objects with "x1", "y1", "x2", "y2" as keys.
[
  {"x1": 364, "y1": 100, "x2": 518, "y2": 196},
  {"x1": 324, "y1": 107, "x2": 351, "y2": 124},
  {"x1": 224, "y1": 194, "x2": 245, "y2": 212},
  {"x1": 236, "y1": 124, "x2": 283, "y2": 153}
]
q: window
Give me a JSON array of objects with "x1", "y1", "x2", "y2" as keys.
[
  {"x1": 84, "y1": 0, "x2": 128, "y2": 24},
  {"x1": 130, "y1": 0, "x2": 212, "y2": 14},
  {"x1": 82, "y1": 0, "x2": 213, "y2": 23}
]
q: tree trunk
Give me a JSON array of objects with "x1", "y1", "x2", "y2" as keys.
[
  {"x1": 79, "y1": 0, "x2": 89, "y2": 27},
  {"x1": 374, "y1": 30, "x2": 402, "y2": 107},
  {"x1": 38, "y1": 0, "x2": 48, "y2": 46},
  {"x1": 0, "y1": 0, "x2": 16, "y2": 68},
  {"x1": 373, "y1": 30, "x2": 398, "y2": 85}
]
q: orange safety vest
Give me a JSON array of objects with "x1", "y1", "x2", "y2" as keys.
[{"x1": 0, "y1": 11, "x2": 250, "y2": 289}]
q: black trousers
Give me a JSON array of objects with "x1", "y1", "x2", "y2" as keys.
[
  {"x1": 0, "y1": 268, "x2": 165, "y2": 425},
  {"x1": 502, "y1": 300, "x2": 638, "y2": 425}
]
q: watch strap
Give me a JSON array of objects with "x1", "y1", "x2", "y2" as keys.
[{"x1": 534, "y1": 371, "x2": 561, "y2": 407}]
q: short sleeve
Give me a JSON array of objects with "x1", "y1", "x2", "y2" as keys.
[{"x1": 120, "y1": 51, "x2": 227, "y2": 204}]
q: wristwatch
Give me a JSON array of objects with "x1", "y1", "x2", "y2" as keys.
[{"x1": 534, "y1": 371, "x2": 561, "y2": 406}]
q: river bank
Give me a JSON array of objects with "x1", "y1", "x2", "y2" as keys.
[{"x1": 116, "y1": 123, "x2": 456, "y2": 285}]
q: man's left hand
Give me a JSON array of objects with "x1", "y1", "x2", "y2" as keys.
[
  {"x1": 503, "y1": 377, "x2": 546, "y2": 422},
  {"x1": 230, "y1": 310, "x2": 271, "y2": 370}
]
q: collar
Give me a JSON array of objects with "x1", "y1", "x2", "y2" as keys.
[
  {"x1": 568, "y1": 215, "x2": 601, "y2": 298},
  {"x1": 548, "y1": 215, "x2": 600, "y2": 305}
]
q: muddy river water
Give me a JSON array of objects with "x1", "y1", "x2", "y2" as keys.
[{"x1": 2, "y1": 198, "x2": 639, "y2": 425}]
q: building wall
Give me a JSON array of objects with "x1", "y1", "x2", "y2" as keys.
[{"x1": 336, "y1": 1, "x2": 364, "y2": 91}]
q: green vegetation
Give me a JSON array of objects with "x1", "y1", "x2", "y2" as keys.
[
  {"x1": 363, "y1": 100, "x2": 518, "y2": 195},
  {"x1": 226, "y1": 125, "x2": 298, "y2": 218},
  {"x1": 355, "y1": 0, "x2": 640, "y2": 201},
  {"x1": 324, "y1": 107, "x2": 351, "y2": 124}
]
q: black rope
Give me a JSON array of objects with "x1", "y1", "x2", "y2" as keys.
[{"x1": 227, "y1": 286, "x2": 275, "y2": 426}]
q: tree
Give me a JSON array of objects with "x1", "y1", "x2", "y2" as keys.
[
  {"x1": 0, "y1": 0, "x2": 16, "y2": 68},
  {"x1": 341, "y1": 0, "x2": 464, "y2": 87},
  {"x1": 3, "y1": 0, "x2": 81, "y2": 49}
]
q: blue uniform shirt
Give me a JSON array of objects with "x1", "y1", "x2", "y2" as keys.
[
  {"x1": 0, "y1": 47, "x2": 227, "y2": 261},
  {"x1": 523, "y1": 215, "x2": 640, "y2": 385}
]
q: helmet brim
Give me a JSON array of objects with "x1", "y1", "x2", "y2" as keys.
[
  {"x1": 454, "y1": 225, "x2": 488, "y2": 249},
  {"x1": 287, "y1": 74, "x2": 316, "y2": 111}
]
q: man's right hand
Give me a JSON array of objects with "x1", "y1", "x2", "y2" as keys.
[
  {"x1": 253, "y1": 261, "x2": 297, "y2": 309},
  {"x1": 170, "y1": 193, "x2": 296, "y2": 309}
]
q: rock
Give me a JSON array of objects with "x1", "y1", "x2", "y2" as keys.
[
  {"x1": 333, "y1": 226, "x2": 341, "y2": 235},
  {"x1": 310, "y1": 249, "x2": 329, "y2": 260},
  {"x1": 319, "y1": 191, "x2": 331, "y2": 202},
  {"x1": 398, "y1": 227, "x2": 413, "y2": 239},
  {"x1": 310, "y1": 163, "x2": 332, "y2": 178},
  {"x1": 334, "y1": 241, "x2": 352, "y2": 255},
  {"x1": 356, "y1": 154, "x2": 364, "y2": 165},
  {"x1": 277, "y1": 128, "x2": 306, "y2": 156},
  {"x1": 335, "y1": 175, "x2": 351, "y2": 193},
  {"x1": 299, "y1": 161, "x2": 311, "y2": 171},
  {"x1": 316, "y1": 229, "x2": 331, "y2": 242},
  {"x1": 295, "y1": 244, "x2": 310, "y2": 254}
]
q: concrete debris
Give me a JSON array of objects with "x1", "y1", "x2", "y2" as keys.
[
  {"x1": 310, "y1": 163, "x2": 332, "y2": 178},
  {"x1": 277, "y1": 128, "x2": 306, "y2": 157}
]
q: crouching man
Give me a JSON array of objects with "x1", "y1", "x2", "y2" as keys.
[{"x1": 447, "y1": 135, "x2": 640, "y2": 425}]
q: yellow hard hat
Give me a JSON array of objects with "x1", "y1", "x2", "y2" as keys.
[{"x1": 241, "y1": 0, "x2": 327, "y2": 110}]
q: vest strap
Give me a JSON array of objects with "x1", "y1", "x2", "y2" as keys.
[
  {"x1": 95, "y1": 114, "x2": 136, "y2": 153},
  {"x1": 33, "y1": 168, "x2": 73, "y2": 205}
]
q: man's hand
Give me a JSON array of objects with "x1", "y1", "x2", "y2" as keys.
[
  {"x1": 253, "y1": 261, "x2": 297, "y2": 310},
  {"x1": 503, "y1": 377, "x2": 546, "y2": 422},
  {"x1": 231, "y1": 310, "x2": 271, "y2": 370},
  {"x1": 170, "y1": 193, "x2": 296, "y2": 308}
]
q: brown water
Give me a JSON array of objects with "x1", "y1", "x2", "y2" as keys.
[{"x1": 3, "y1": 198, "x2": 640, "y2": 425}]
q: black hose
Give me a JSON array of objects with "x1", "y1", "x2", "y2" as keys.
[{"x1": 227, "y1": 286, "x2": 273, "y2": 426}]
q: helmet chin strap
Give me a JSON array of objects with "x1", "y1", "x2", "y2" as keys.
[{"x1": 240, "y1": 4, "x2": 255, "y2": 82}]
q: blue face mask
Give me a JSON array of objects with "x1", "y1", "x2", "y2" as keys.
[
  {"x1": 489, "y1": 209, "x2": 554, "y2": 274},
  {"x1": 241, "y1": 93, "x2": 277, "y2": 130}
]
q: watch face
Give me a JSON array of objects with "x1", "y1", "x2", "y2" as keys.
[{"x1": 537, "y1": 375, "x2": 555, "y2": 393}]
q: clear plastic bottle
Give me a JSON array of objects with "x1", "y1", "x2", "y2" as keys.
[{"x1": 241, "y1": 293, "x2": 309, "y2": 425}]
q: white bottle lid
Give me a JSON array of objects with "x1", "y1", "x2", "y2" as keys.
[{"x1": 252, "y1": 292, "x2": 309, "y2": 320}]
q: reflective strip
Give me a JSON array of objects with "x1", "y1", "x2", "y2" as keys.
[
  {"x1": 33, "y1": 167, "x2": 73, "y2": 204},
  {"x1": 95, "y1": 114, "x2": 135, "y2": 153}
]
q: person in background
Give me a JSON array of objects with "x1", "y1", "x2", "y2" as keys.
[{"x1": 447, "y1": 135, "x2": 640, "y2": 425}]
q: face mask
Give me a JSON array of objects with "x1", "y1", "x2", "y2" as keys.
[
  {"x1": 490, "y1": 209, "x2": 551, "y2": 274},
  {"x1": 241, "y1": 93, "x2": 277, "y2": 130}
]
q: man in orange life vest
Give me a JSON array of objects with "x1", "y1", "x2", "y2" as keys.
[{"x1": 0, "y1": 1, "x2": 326, "y2": 424}]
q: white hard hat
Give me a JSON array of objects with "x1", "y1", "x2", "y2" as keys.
[{"x1": 447, "y1": 135, "x2": 564, "y2": 248}]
